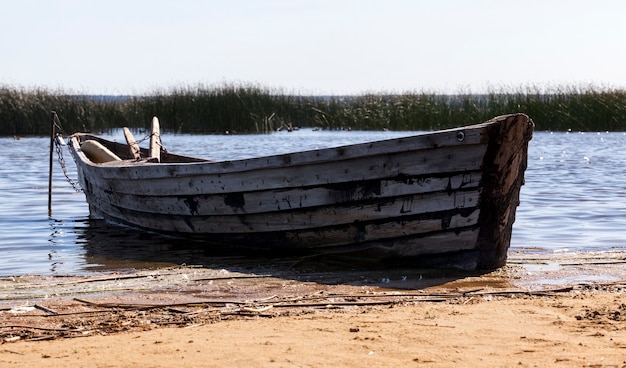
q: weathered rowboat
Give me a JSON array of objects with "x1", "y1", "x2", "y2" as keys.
[{"x1": 68, "y1": 113, "x2": 533, "y2": 269}]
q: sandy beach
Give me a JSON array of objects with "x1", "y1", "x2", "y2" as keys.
[{"x1": 1, "y1": 251, "x2": 625, "y2": 367}]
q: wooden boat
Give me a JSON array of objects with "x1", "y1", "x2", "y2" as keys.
[{"x1": 67, "y1": 113, "x2": 533, "y2": 269}]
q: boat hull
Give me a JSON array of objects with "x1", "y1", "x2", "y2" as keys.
[{"x1": 69, "y1": 113, "x2": 533, "y2": 269}]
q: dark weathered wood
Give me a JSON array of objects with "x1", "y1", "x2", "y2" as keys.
[
  {"x1": 91, "y1": 172, "x2": 482, "y2": 215},
  {"x1": 68, "y1": 114, "x2": 533, "y2": 269},
  {"x1": 83, "y1": 189, "x2": 481, "y2": 233},
  {"x1": 475, "y1": 114, "x2": 534, "y2": 268}
]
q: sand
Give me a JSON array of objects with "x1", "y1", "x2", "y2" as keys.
[{"x1": 1, "y1": 251, "x2": 625, "y2": 367}]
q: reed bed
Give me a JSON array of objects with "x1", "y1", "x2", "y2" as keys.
[{"x1": 1, "y1": 84, "x2": 625, "y2": 136}]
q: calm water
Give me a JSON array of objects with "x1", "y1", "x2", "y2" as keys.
[{"x1": 1, "y1": 129, "x2": 625, "y2": 276}]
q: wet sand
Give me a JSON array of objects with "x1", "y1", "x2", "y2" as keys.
[{"x1": 1, "y1": 251, "x2": 625, "y2": 367}]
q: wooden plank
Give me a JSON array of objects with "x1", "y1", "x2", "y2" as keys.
[
  {"x1": 95, "y1": 172, "x2": 481, "y2": 216},
  {"x1": 87, "y1": 192, "x2": 481, "y2": 253},
  {"x1": 93, "y1": 144, "x2": 488, "y2": 195},
  {"x1": 149, "y1": 116, "x2": 160, "y2": 162},
  {"x1": 388, "y1": 228, "x2": 480, "y2": 256},
  {"x1": 288, "y1": 210, "x2": 481, "y2": 248},
  {"x1": 301, "y1": 228, "x2": 481, "y2": 258},
  {"x1": 123, "y1": 127, "x2": 141, "y2": 160},
  {"x1": 88, "y1": 124, "x2": 488, "y2": 180},
  {"x1": 87, "y1": 189, "x2": 481, "y2": 234}
]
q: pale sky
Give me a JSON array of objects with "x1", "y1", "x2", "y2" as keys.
[{"x1": 1, "y1": 0, "x2": 625, "y2": 95}]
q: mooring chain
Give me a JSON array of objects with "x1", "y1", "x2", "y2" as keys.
[
  {"x1": 54, "y1": 136, "x2": 83, "y2": 192},
  {"x1": 143, "y1": 132, "x2": 167, "y2": 152},
  {"x1": 51, "y1": 113, "x2": 83, "y2": 193},
  {"x1": 134, "y1": 132, "x2": 167, "y2": 153}
]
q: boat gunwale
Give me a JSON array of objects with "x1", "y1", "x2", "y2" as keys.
[{"x1": 68, "y1": 117, "x2": 505, "y2": 176}]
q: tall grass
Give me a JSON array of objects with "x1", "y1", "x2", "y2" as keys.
[
  {"x1": 1, "y1": 83, "x2": 625, "y2": 136},
  {"x1": 0, "y1": 86, "x2": 127, "y2": 135}
]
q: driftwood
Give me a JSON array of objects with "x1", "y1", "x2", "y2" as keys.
[
  {"x1": 66, "y1": 285, "x2": 587, "y2": 312},
  {"x1": 33, "y1": 304, "x2": 57, "y2": 315},
  {"x1": 2, "y1": 279, "x2": 625, "y2": 342}
]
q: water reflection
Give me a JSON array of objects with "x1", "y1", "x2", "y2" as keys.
[
  {"x1": 71, "y1": 219, "x2": 253, "y2": 272},
  {"x1": 47, "y1": 217, "x2": 89, "y2": 274},
  {"x1": 65, "y1": 218, "x2": 490, "y2": 290}
]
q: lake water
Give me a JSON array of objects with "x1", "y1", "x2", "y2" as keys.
[{"x1": 1, "y1": 129, "x2": 625, "y2": 276}]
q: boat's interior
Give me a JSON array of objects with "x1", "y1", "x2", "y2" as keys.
[{"x1": 73, "y1": 133, "x2": 209, "y2": 164}]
